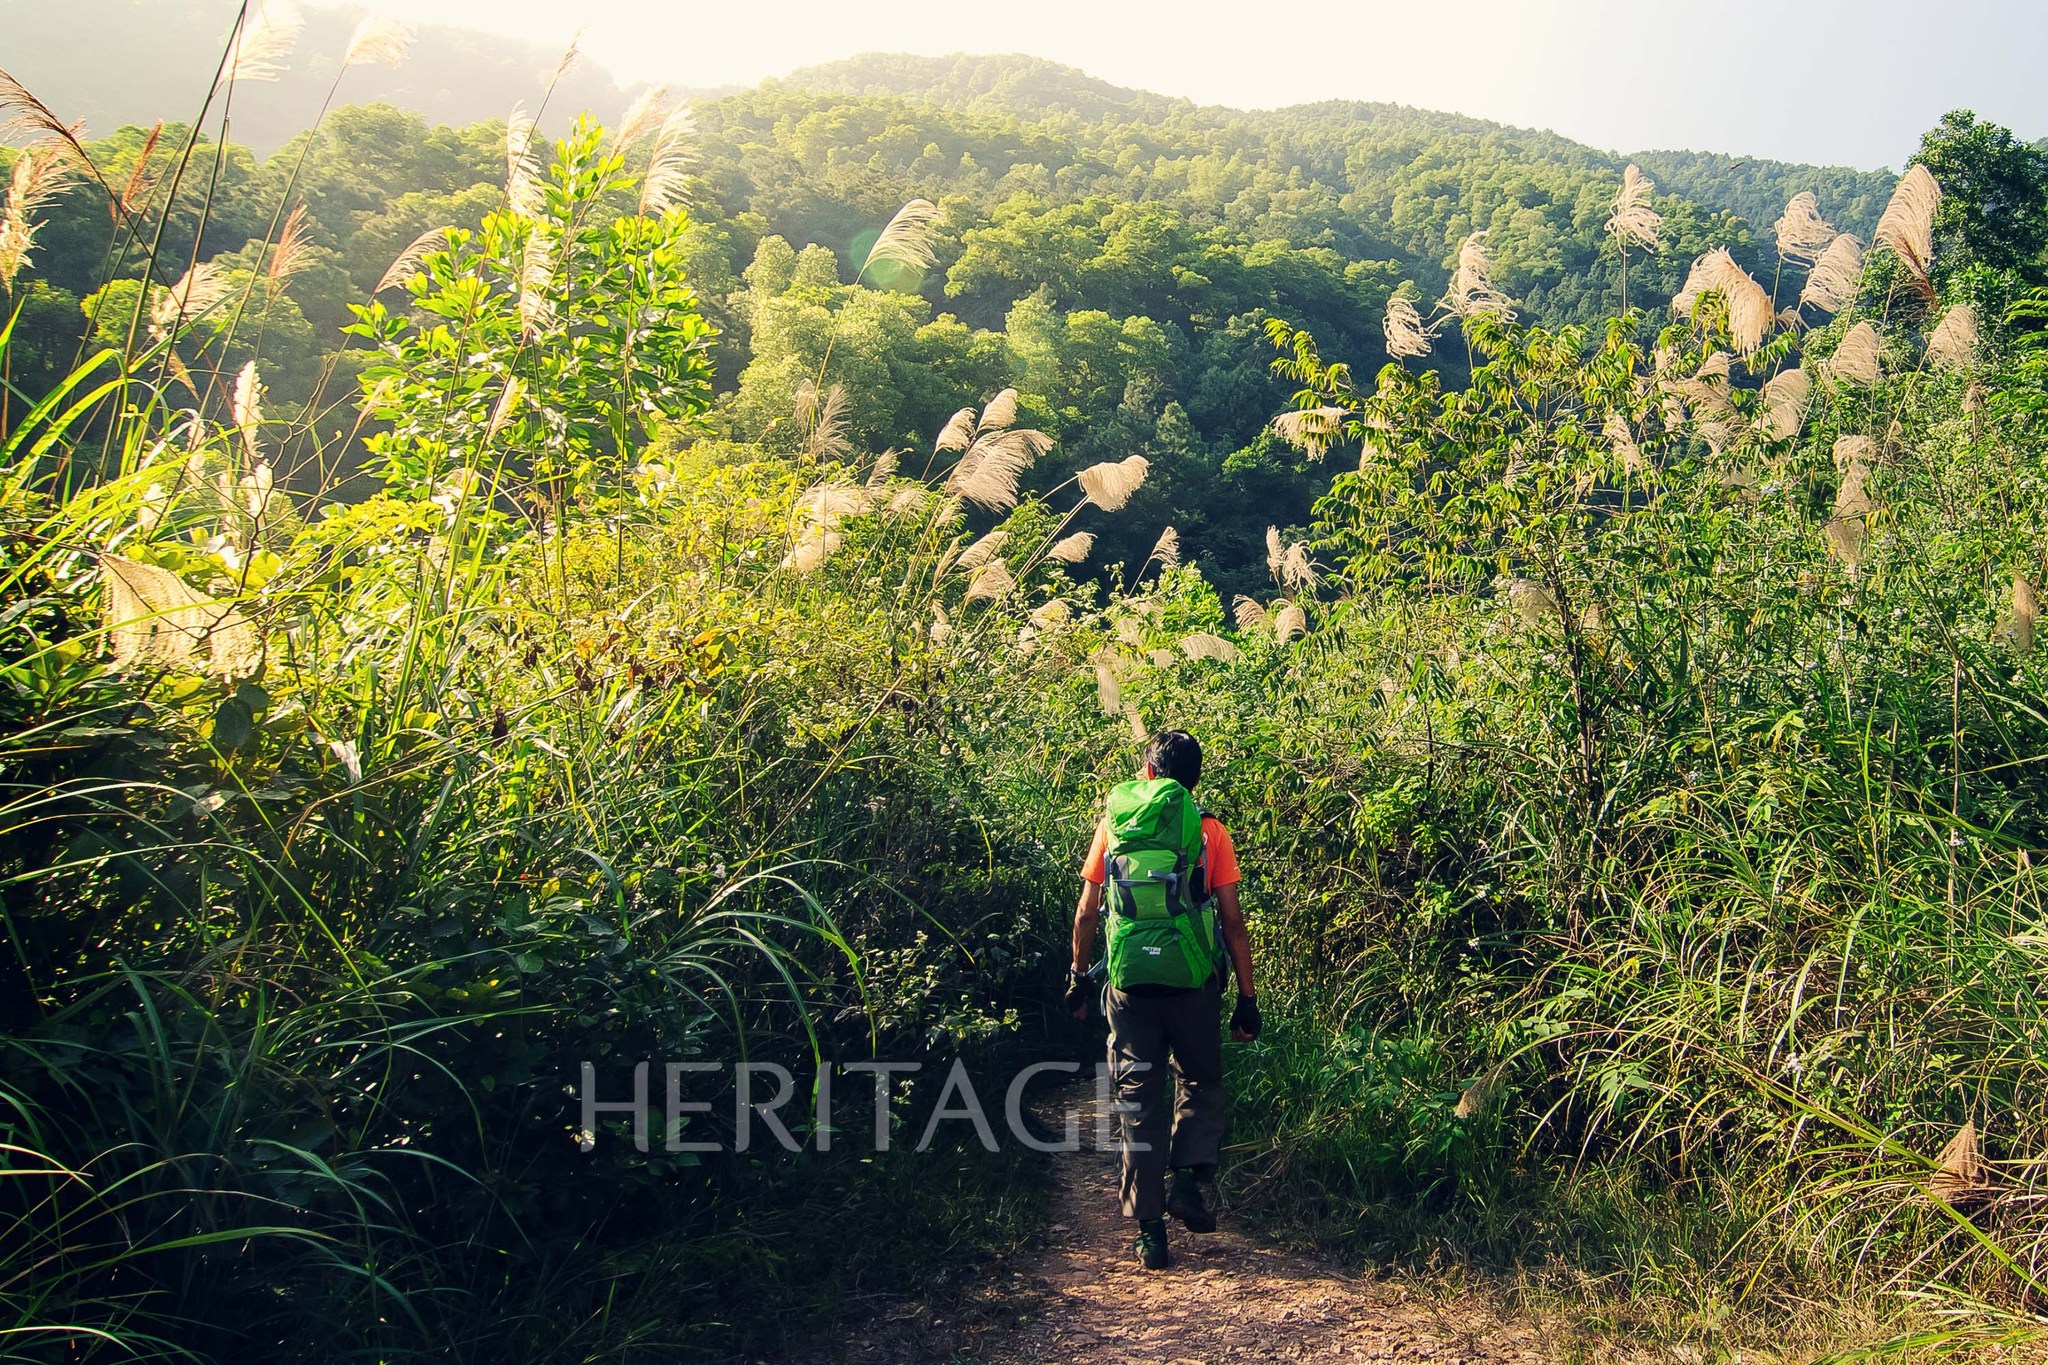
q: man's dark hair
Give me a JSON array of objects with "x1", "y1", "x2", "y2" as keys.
[{"x1": 1143, "y1": 729, "x2": 1202, "y2": 789}]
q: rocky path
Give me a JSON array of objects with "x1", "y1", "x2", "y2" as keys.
[{"x1": 821, "y1": 1094, "x2": 1563, "y2": 1364}]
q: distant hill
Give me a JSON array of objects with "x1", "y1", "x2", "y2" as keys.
[{"x1": 1, "y1": 0, "x2": 633, "y2": 154}]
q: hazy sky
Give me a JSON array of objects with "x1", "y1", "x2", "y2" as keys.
[{"x1": 308, "y1": 0, "x2": 2042, "y2": 171}]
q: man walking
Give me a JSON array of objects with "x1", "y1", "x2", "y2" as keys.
[{"x1": 1066, "y1": 729, "x2": 1261, "y2": 1269}]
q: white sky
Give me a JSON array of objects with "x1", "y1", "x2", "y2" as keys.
[{"x1": 310, "y1": 0, "x2": 2045, "y2": 170}]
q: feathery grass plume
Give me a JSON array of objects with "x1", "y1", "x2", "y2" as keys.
[
  {"x1": 1761, "y1": 369, "x2": 1812, "y2": 442},
  {"x1": 1507, "y1": 578, "x2": 1558, "y2": 630},
  {"x1": 1833, "y1": 434, "x2": 1875, "y2": 475},
  {"x1": 638, "y1": 108, "x2": 696, "y2": 216},
  {"x1": 1605, "y1": 163, "x2": 1663, "y2": 250},
  {"x1": 1382, "y1": 290, "x2": 1436, "y2": 359},
  {"x1": 1872, "y1": 164, "x2": 1940, "y2": 296},
  {"x1": 1825, "y1": 449, "x2": 1874, "y2": 570},
  {"x1": 806, "y1": 383, "x2": 852, "y2": 463},
  {"x1": 1281, "y1": 542, "x2": 1318, "y2": 591},
  {"x1": 266, "y1": 202, "x2": 312, "y2": 291},
  {"x1": 240, "y1": 460, "x2": 276, "y2": 519},
  {"x1": 1273, "y1": 603, "x2": 1307, "y2": 643},
  {"x1": 1265, "y1": 526, "x2": 1283, "y2": 580},
  {"x1": 886, "y1": 486, "x2": 929, "y2": 517},
  {"x1": 519, "y1": 228, "x2": 555, "y2": 338},
  {"x1": 115, "y1": 121, "x2": 164, "y2": 217},
  {"x1": 956, "y1": 530, "x2": 1009, "y2": 571},
  {"x1": 1926, "y1": 303, "x2": 1980, "y2": 370},
  {"x1": 221, "y1": 2, "x2": 302, "y2": 86},
  {"x1": 1927, "y1": 1122, "x2": 1991, "y2": 1204},
  {"x1": 1077, "y1": 455, "x2": 1149, "y2": 511},
  {"x1": 865, "y1": 449, "x2": 899, "y2": 487},
  {"x1": 1231, "y1": 595, "x2": 1270, "y2": 634},
  {"x1": 1116, "y1": 616, "x2": 1146, "y2": 647},
  {"x1": 934, "y1": 406, "x2": 977, "y2": 453},
  {"x1": 343, "y1": 13, "x2": 415, "y2": 68},
  {"x1": 505, "y1": 106, "x2": 543, "y2": 216},
  {"x1": 612, "y1": 85, "x2": 669, "y2": 152},
  {"x1": 100, "y1": 554, "x2": 259, "y2": 677},
  {"x1": 1827, "y1": 322, "x2": 1882, "y2": 386},
  {"x1": 981, "y1": 388, "x2": 1019, "y2": 430},
  {"x1": 947, "y1": 426, "x2": 1051, "y2": 512},
  {"x1": 781, "y1": 527, "x2": 841, "y2": 574},
  {"x1": 0, "y1": 141, "x2": 77, "y2": 289},
  {"x1": 1030, "y1": 600, "x2": 1072, "y2": 630},
  {"x1": 1148, "y1": 527, "x2": 1181, "y2": 573},
  {"x1": 1180, "y1": 632, "x2": 1239, "y2": 663},
  {"x1": 1444, "y1": 231, "x2": 1515, "y2": 321},
  {"x1": 1270, "y1": 405, "x2": 1348, "y2": 460},
  {"x1": 1772, "y1": 191, "x2": 1836, "y2": 264},
  {"x1": 860, "y1": 198, "x2": 941, "y2": 279},
  {"x1": 0, "y1": 67, "x2": 82, "y2": 149},
  {"x1": 1047, "y1": 532, "x2": 1094, "y2": 564},
  {"x1": 2012, "y1": 574, "x2": 2038, "y2": 654},
  {"x1": 1119, "y1": 697, "x2": 1148, "y2": 741},
  {"x1": 1604, "y1": 412, "x2": 1645, "y2": 474},
  {"x1": 486, "y1": 376, "x2": 525, "y2": 441},
  {"x1": 375, "y1": 226, "x2": 448, "y2": 293},
  {"x1": 231, "y1": 361, "x2": 264, "y2": 462},
  {"x1": 964, "y1": 560, "x2": 1015, "y2": 603},
  {"x1": 1672, "y1": 248, "x2": 1774, "y2": 355},
  {"x1": 1148, "y1": 648, "x2": 1176, "y2": 668},
  {"x1": 1798, "y1": 234, "x2": 1864, "y2": 314},
  {"x1": 1094, "y1": 660, "x2": 1122, "y2": 716},
  {"x1": 796, "y1": 482, "x2": 868, "y2": 532},
  {"x1": 929, "y1": 603, "x2": 952, "y2": 645}
]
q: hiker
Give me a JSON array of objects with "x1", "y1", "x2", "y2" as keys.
[{"x1": 1065, "y1": 729, "x2": 1261, "y2": 1270}]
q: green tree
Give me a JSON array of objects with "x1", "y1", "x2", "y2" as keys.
[{"x1": 1912, "y1": 110, "x2": 2048, "y2": 280}]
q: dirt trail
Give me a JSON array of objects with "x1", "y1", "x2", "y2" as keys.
[{"x1": 822, "y1": 1095, "x2": 1561, "y2": 1365}]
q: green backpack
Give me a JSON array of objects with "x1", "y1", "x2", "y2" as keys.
[{"x1": 1101, "y1": 777, "x2": 1220, "y2": 990}]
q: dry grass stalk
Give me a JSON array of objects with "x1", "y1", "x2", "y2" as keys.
[
  {"x1": 1233, "y1": 595, "x2": 1270, "y2": 634},
  {"x1": 1444, "y1": 231, "x2": 1515, "y2": 321},
  {"x1": 1383, "y1": 291, "x2": 1436, "y2": 359},
  {"x1": 1180, "y1": 632, "x2": 1239, "y2": 663},
  {"x1": 861, "y1": 198, "x2": 941, "y2": 278},
  {"x1": 100, "y1": 554, "x2": 259, "y2": 677},
  {"x1": 1926, "y1": 304, "x2": 1980, "y2": 371},
  {"x1": 1281, "y1": 542, "x2": 1318, "y2": 592},
  {"x1": 1149, "y1": 527, "x2": 1181, "y2": 573},
  {"x1": 1078, "y1": 455, "x2": 1149, "y2": 511},
  {"x1": 1605, "y1": 412, "x2": 1645, "y2": 474},
  {"x1": 1799, "y1": 234, "x2": 1864, "y2": 314},
  {"x1": 1828, "y1": 322, "x2": 1882, "y2": 386},
  {"x1": 2013, "y1": 575, "x2": 2038, "y2": 655},
  {"x1": 1047, "y1": 532, "x2": 1094, "y2": 564},
  {"x1": 956, "y1": 530, "x2": 1009, "y2": 571},
  {"x1": 639, "y1": 108, "x2": 696, "y2": 216},
  {"x1": 1873, "y1": 165, "x2": 1940, "y2": 295},
  {"x1": 1270, "y1": 406, "x2": 1348, "y2": 460},
  {"x1": 344, "y1": 13, "x2": 415, "y2": 68},
  {"x1": 1094, "y1": 661, "x2": 1122, "y2": 717},
  {"x1": 1772, "y1": 191, "x2": 1836, "y2": 264},
  {"x1": 1761, "y1": 370, "x2": 1812, "y2": 442},
  {"x1": 1605, "y1": 164, "x2": 1663, "y2": 250},
  {"x1": 375, "y1": 226, "x2": 449, "y2": 293},
  {"x1": 964, "y1": 560, "x2": 1015, "y2": 602},
  {"x1": 221, "y1": 3, "x2": 302, "y2": 86},
  {"x1": 1927, "y1": 1121, "x2": 1993, "y2": 1204},
  {"x1": 1273, "y1": 604, "x2": 1307, "y2": 644}
]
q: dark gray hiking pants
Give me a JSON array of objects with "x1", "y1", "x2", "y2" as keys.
[{"x1": 1104, "y1": 980, "x2": 1226, "y2": 1220}]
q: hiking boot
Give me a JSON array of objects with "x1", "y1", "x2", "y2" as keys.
[
  {"x1": 1166, "y1": 1168, "x2": 1217, "y2": 1234},
  {"x1": 1134, "y1": 1218, "x2": 1171, "y2": 1270}
]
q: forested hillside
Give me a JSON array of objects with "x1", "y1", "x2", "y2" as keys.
[{"x1": 3, "y1": 44, "x2": 1906, "y2": 594}]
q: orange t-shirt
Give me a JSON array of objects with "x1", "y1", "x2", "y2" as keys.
[{"x1": 1080, "y1": 815, "x2": 1240, "y2": 889}]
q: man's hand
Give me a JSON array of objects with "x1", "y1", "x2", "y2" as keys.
[
  {"x1": 1065, "y1": 968, "x2": 1093, "y2": 1020},
  {"x1": 1229, "y1": 994, "x2": 1261, "y2": 1042}
]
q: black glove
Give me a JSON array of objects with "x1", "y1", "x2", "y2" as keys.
[
  {"x1": 1229, "y1": 994, "x2": 1262, "y2": 1041},
  {"x1": 1065, "y1": 969, "x2": 1092, "y2": 1018}
]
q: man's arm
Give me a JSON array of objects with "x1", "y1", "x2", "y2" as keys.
[
  {"x1": 1068, "y1": 881, "x2": 1104, "y2": 1019},
  {"x1": 1215, "y1": 884, "x2": 1260, "y2": 1041}
]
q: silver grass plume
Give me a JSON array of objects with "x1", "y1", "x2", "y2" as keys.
[
  {"x1": 506, "y1": 106, "x2": 543, "y2": 216},
  {"x1": 1872, "y1": 165, "x2": 1940, "y2": 294},
  {"x1": 1180, "y1": 632, "x2": 1239, "y2": 662},
  {"x1": 1270, "y1": 406, "x2": 1348, "y2": 460},
  {"x1": 1833, "y1": 434, "x2": 1875, "y2": 475},
  {"x1": 1047, "y1": 532, "x2": 1094, "y2": 564},
  {"x1": 1280, "y1": 542, "x2": 1318, "y2": 592},
  {"x1": 1672, "y1": 248, "x2": 1774, "y2": 355},
  {"x1": 1273, "y1": 604, "x2": 1307, "y2": 643},
  {"x1": 1124, "y1": 698, "x2": 1149, "y2": 742},
  {"x1": 860, "y1": 199, "x2": 941, "y2": 279},
  {"x1": 376, "y1": 226, "x2": 448, "y2": 293},
  {"x1": 487, "y1": 377, "x2": 525, "y2": 441},
  {"x1": 519, "y1": 228, "x2": 555, "y2": 338},
  {"x1": 1828, "y1": 322, "x2": 1882, "y2": 386},
  {"x1": 1232, "y1": 595, "x2": 1270, "y2": 634},
  {"x1": 221, "y1": 3, "x2": 302, "y2": 86},
  {"x1": 1772, "y1": 191, "x2": 1836, "y2": 265},
  {"x1": 1928, "y1": 1122, "x2": 1992, "y2": 1204},
  {"x1": 1826, "y1": 438, "x2": 1875, "y2": 571},
  {"x1": 957, "y1": 530, "x2": 1009, "y2": 571},
  {"x1": 1383, "y1": 290, "x2": 1436, "y2": 359},
  {"x1": 1094, "y1": 660, "x2": 1122, "y2": 717},
  {"x1": 806, "y1": 383, "x2": 852, "y2": 463},
  {"x1": 1761, "y1": 369, "x2": 1812, "y2": 442},
  {"x1": 1605, "y1": 412, "x2": 1645, "y2": 474},
  {"x1": 964, "y1": 561, "x2": 1015, "y2": 603},
  {"x1": 1265, "y1": 526, "x2": 1283, "y2": 581},
  {"x1": 0, "y1": 141, "x2": 77, "y2": 289},
  {"x1": 1077, "y1": 455, "x2": 1149, "y2": 511},
  {"x1": 865, "y1": 449, "x2": 899, "y2": 488},
  {"x1": 981, "y1": 388, "x2": 1019, "y2": 430},
  {"x1": 266, "y1": 202, "x2": 312, "y2": 292},
  {"x1": 1799, "y1": 234, "x2": 1864, "y2": 314},
  {"x1": 1926, "y1": 304, "x2": 1980, "y2": 371},
  {"x1": 231, "y1": 361, "x2": 263, "y2": 462},
  {"x1": 2012, "y1": 574, "x2": 2038, "y2": 654},
  {"x1": 1508, "y1": 579, "x2": 1558, "y2": 630},
  {"x1": 100, "y1": 554, "x2": 259, "y2": 677},
  {"x1": 1149, "y1": 527, "x2": 1181, "y2": 573},
  {"x1": 1605, "y1": 164, "x2": 1663, "y2": 250},
  {"x1": 149, "y1": 260, "x2": 229, "y2": 337},
  {"x1": 781, "y1": 527, "x2": 841, "y2": 574},
  {"x1": 613, "y1": 85, "x2": 669, "y2": 152},
  {"x1": 934, "y1": 407, "x2": 977, "y2": 453},
  {"x1": 946, "y1": 426, "x2": 1052, "y2": 512},
  {"x1": 1030, "y1": 599, "x2": 1071, "y2": 629},
  {"x1": 1443, "y1": 231, "x2": 1515, "y2": 322},
  {"x1": 343, "y1": 13, "x2": 415, "y2": 68},
  {"x1": 639, "y1": 108, "x2": 696, "y2": 216}
]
